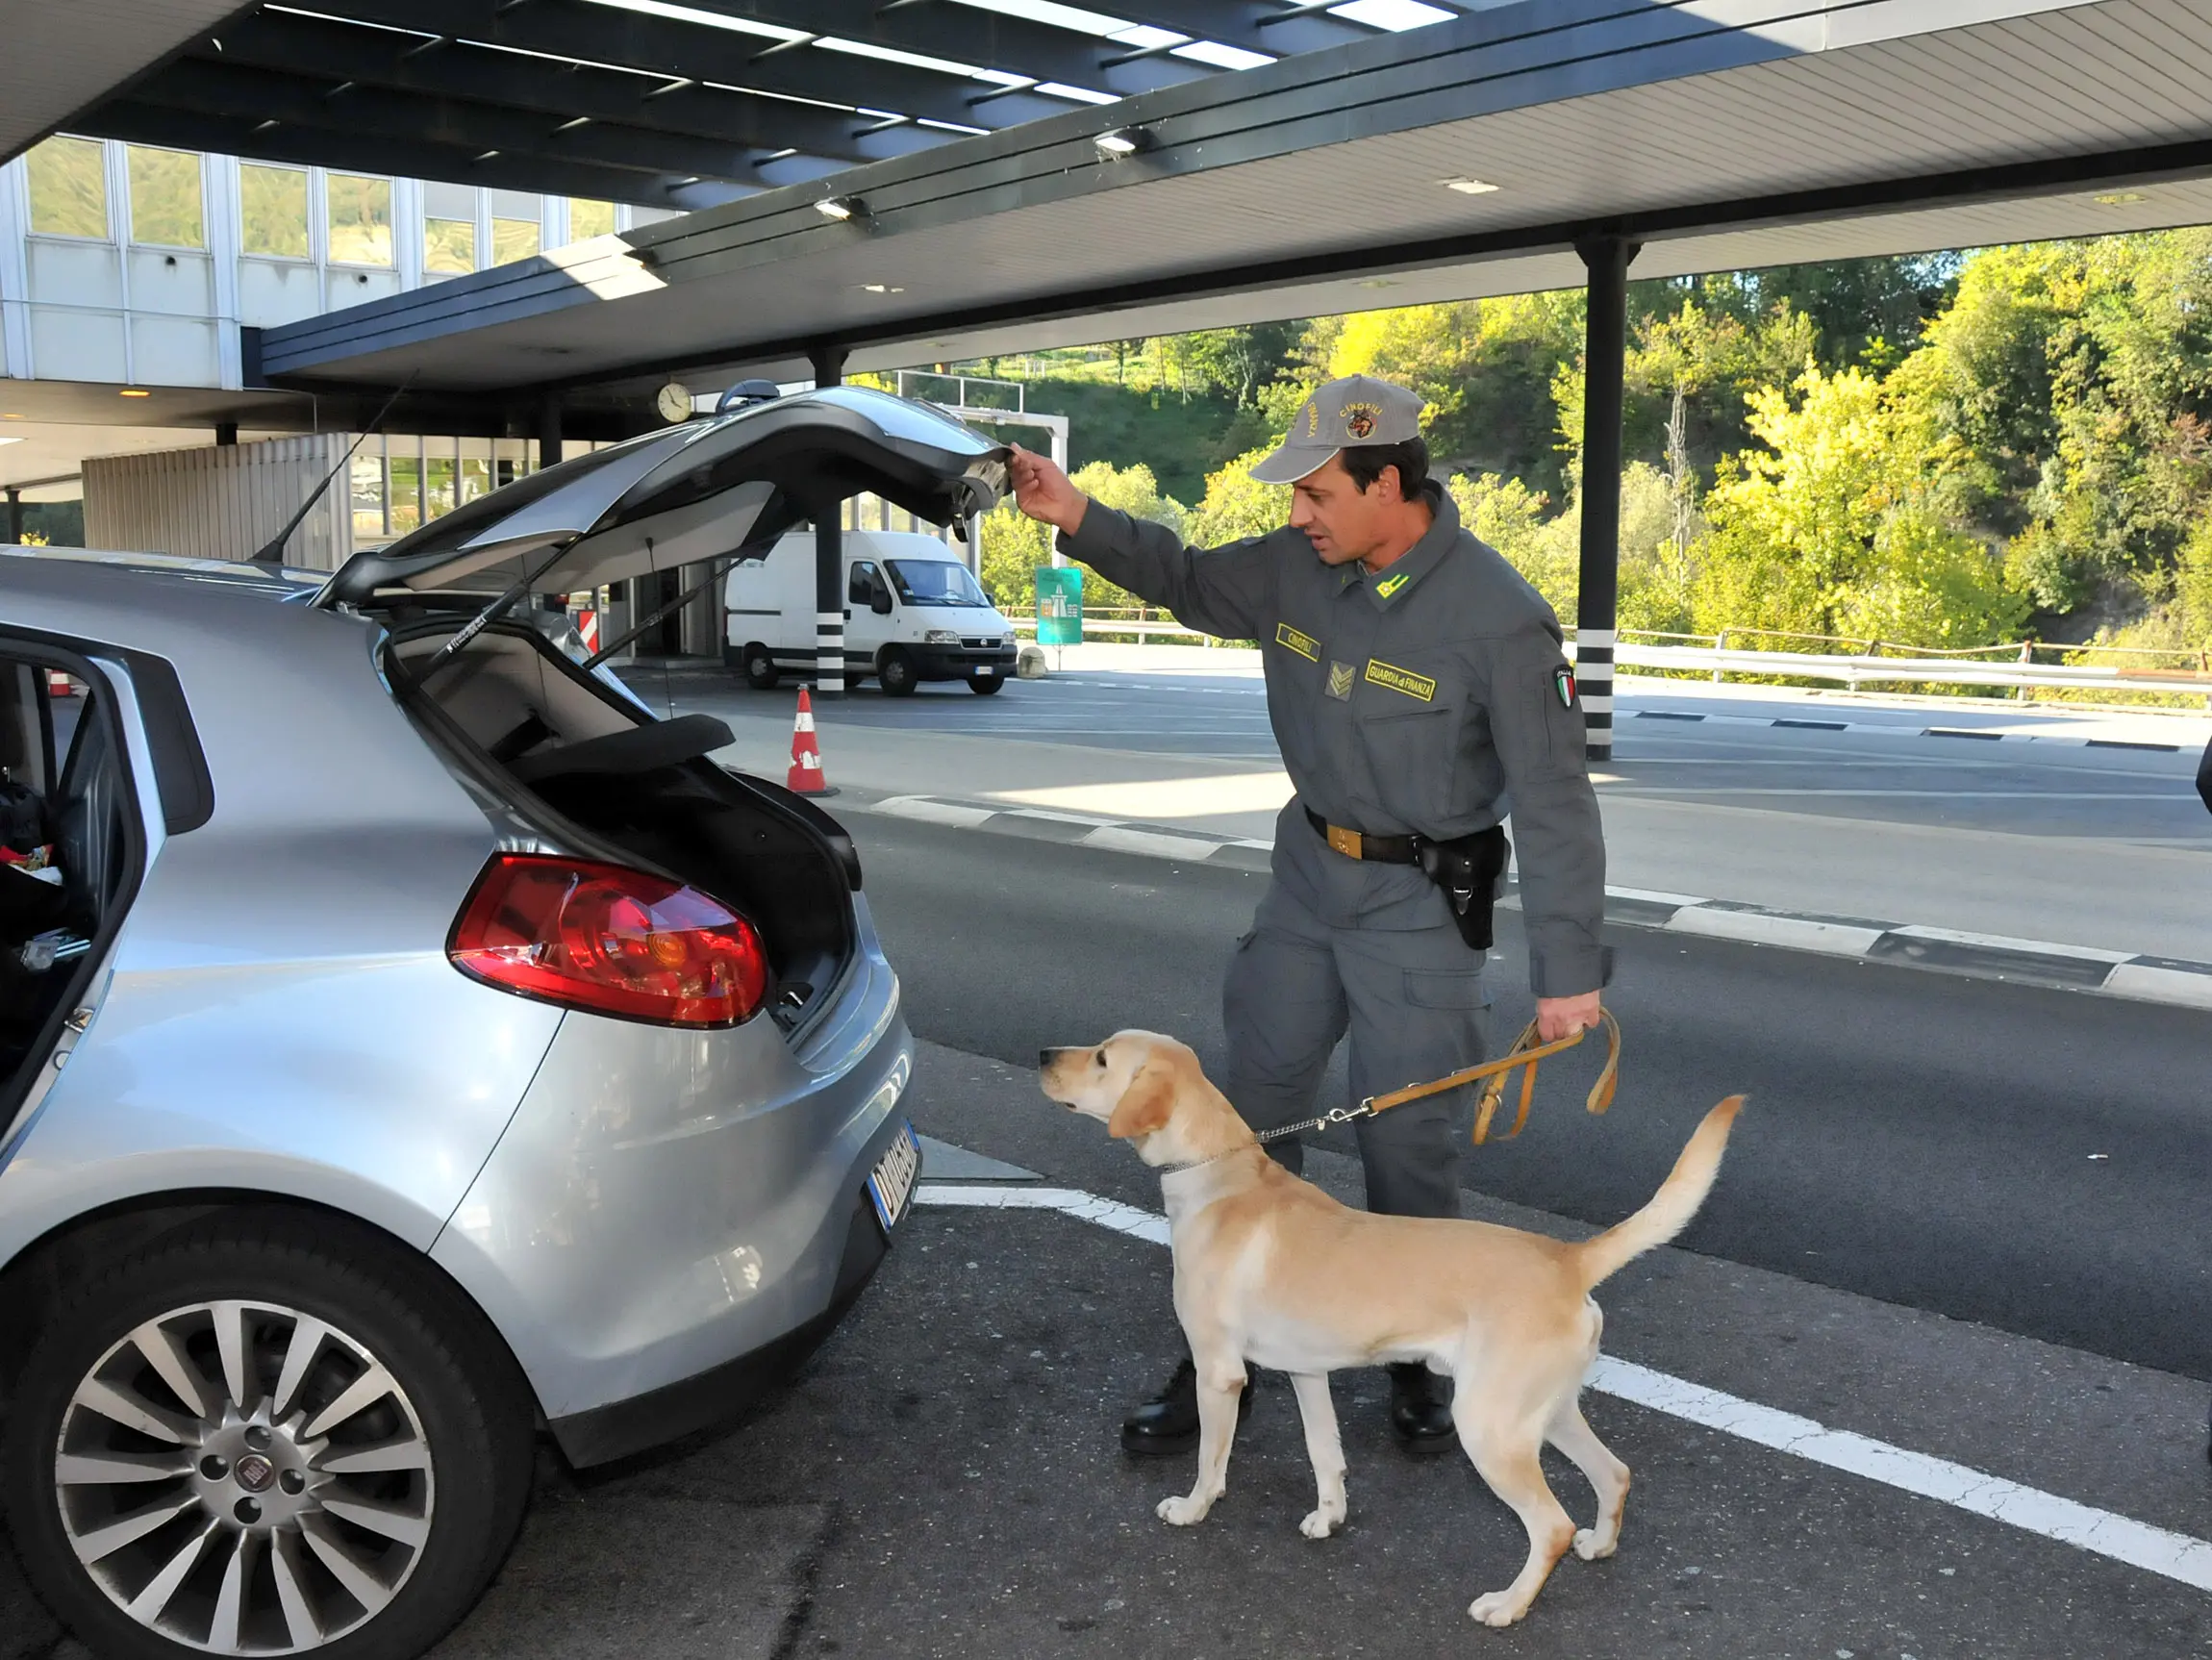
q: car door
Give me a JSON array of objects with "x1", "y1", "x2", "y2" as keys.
[{"x1": 846, "y1": 558, "x2": 893, "y2": 662}]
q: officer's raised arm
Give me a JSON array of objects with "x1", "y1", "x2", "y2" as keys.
[
  {"x1": 1009, "y1": 444, "x2": 1273, "y2": 641},
  {"x1": 1479, "y1": 621, "x2": 1611, "y2": 1023}
]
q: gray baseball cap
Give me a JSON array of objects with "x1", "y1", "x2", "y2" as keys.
[{"x1": 1247, "y1": 374, "x2": 1426, "y2": 485}]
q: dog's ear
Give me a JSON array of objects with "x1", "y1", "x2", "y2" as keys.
[{"x1": 1107, "y1": 1059, "x2": 1174, "y2": 1141}]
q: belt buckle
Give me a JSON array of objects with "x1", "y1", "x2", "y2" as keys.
[{"x1": 1326, "y1": 823, "x2": 1364, "y2": 860}]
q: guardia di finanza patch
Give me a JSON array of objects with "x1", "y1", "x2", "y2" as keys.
[{"x1": 1364, "y1": 659, "x2": 1436, "y2": 701}]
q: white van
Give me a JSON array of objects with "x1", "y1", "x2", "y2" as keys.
[{"x1": 724, "y1": 529, "x2": 1018, "y2": 696}]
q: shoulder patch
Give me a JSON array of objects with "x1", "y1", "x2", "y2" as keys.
[
  {"x1": 1364, "y1": 659, "x2": 1437, "y2": 702},
  {"x1": 1553, "y1": 665, "x2": 1578, "y2": 708},
  {"x1": 1274, "y1": 621, "x2": 1321, "y2": 663}
]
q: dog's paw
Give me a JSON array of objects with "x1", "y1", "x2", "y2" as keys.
[
  {"x1": 1298, "y1": 1506, "x2": 1344, "y2": 1540},
  {"x1": 1572, "y1": 1527, "x2": 1617, "y2": 1562},
  {"x1": 1468, "y1": 1591, "x2": 1528, "y2": 1628},
  {"x1": 1156, "y1": 1494, "x2": 1212, "y2": 1527}
]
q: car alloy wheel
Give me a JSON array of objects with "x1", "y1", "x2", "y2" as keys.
[{"x1": 51, "y1": 1299, "x2": 435, "y2": 1655}]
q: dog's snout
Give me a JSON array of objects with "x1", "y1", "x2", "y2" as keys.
[{"x1": 1039, "y1": 1048, "x2": 1055, "y2": 1069}]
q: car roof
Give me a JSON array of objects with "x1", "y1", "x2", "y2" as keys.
[{"x1": 1, "y1": 546, "x2": 327, "y2": 600}]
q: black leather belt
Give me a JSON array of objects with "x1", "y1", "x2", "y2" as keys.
[{"x1": 1305, "y1": 807, "x2": 1420, "y2": 864}]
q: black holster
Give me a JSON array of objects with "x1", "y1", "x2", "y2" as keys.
[{"x1": 1417, "y1": 824, "x2": 1511, "y2": 951}]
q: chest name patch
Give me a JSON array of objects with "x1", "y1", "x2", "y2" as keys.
[
  {"x1": 1364, "y1": 659, "x2": 1437, "y2": 702},
  {"x1": 1275, "y1": 621, "x2": 1322, "y2": 663}
]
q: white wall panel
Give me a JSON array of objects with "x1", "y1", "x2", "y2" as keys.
[
  {"x1": 28, "y1": 306, "x2": 126, "y2": 382},
  {"x1": 326, "y1": 268, "x2": 399, "y2": 308},
  {"x1": 25, "y1": 240, "x2": 121, "y2": 310},
  {"x1": 125, "y1": 248, "x2": 214, "y2": 316},
  {"x1": 238, "y1": 258, "x2": 322, "y2": 327},
  {"x1": 128, "y1": 314, "x2": 218, "y2": 386}
]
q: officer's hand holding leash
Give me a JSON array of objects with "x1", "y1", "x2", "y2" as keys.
[{"x1": 1538, "y1": 988, "x2": 1602, "y2": 1043}]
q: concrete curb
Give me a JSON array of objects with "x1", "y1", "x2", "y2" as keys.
[
  {"x1": 1631, "y1": 708, "x2": 2194, "y2": 751},
  {"x1": 847, "y1": 791, "x2": 2212, "y2": 1013}
]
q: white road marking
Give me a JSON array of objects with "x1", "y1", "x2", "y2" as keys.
[
  {"x1": 915, "y1": 1182, "x2": 2212, "y2": 1596},
  {"x1": 1666, "y1": 909, "x2": 1889, "y2": 956}
]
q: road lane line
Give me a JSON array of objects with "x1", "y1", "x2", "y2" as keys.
[{"x1": 915, "y1": 1182, "x2": 2212, "y2": 1596}]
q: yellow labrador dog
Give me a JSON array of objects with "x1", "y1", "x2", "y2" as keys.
[{"x1": 1040, "y1": 1030, "x2": 1743, "y2": 1628}]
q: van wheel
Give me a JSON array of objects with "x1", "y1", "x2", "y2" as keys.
[
  {"x1": 968, "y1": 676, "x2": 1006, "y2": 695},
  {"x1": 742, "y1": 643, "x2": 779, "y2": 691},
  {"x1": 2, "y1": 1216, "x2": 534, "y2": 1660},
  {"x1": 878, "y1": 649, "x2": 919, "y2": 698}
]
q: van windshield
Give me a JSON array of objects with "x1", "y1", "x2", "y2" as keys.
[{"x1": 887, "y1": 559, "x2": 990, "y2": 608}]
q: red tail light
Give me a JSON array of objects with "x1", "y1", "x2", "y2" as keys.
[{"x1": 449, "y1": 855, "x2": 769, "y2": 1027}]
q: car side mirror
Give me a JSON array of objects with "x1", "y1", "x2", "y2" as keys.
[{"x1": 870, "y1": 589, "x2": 894, "y2": 616}]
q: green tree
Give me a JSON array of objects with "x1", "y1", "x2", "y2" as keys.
[
  {"x1": 977, "y1": 461, "x2": 1186, "y2": 614},
  {"x1": 1188, "y1": 445, "x2": 1291, "y2": 548},
  {"x1": 1694, "y1": 362, "x2": 2025, "y2": 648}
]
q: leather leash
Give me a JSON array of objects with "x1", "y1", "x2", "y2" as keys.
[{"x1": 1245, "y1": 1009, "x2": 1621, "y2": 1153}]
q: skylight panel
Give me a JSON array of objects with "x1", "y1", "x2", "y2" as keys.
[
  {"x1": 1172, "y1": 40, "x2": 1273, "y2": 69},
  {"x1": 1330, "y1": 0, "x2": 1456, "y2": 29},
  {"x1": 580, "y1": 0, "x2": 808, "y2": 41}
]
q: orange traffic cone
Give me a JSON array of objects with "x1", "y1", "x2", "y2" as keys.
[{"x1": 788, "y1": 688, "x2": 830, "y2": 794}]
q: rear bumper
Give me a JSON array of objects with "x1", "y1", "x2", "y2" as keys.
[
  {"x1": 545, "y1": 1115, "x2": 913, "y2": 1467},
  {"x1": 430, "y1": 906, "x2": 916, "y2": 1459}
]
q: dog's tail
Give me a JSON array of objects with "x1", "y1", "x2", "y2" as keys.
[{"x1": 1570, "y1": 1097, "x2": 1744, "y2": 1291}]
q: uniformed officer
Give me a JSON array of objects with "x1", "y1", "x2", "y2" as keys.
[{"x1": 1011, "y1": 374, "x2": 1609, "y2": 1455}]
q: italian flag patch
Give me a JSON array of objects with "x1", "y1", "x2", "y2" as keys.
[{"x1": 1553, "y1": 666, "x2": 1577, "y2": 708}]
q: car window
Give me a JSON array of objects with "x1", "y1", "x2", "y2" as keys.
[
  {"x1": 886, "y1": 560, "x2": 988, "y2": 608},
  {"x1": 848, "y1": 561, "x2": 883, "y2": 604}
]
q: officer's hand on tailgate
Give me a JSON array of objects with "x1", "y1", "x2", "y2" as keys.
[
  {"x1": 1536, "y1": 991, "x2": 1601, "y2": 1044},
  {"x1": 1010, "y1": 444, "x2": 1087, "y2": 535}
]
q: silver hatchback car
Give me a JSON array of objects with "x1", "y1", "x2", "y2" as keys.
[{"x1": 0, "y1": 387, "x2": 1006, "y2": 1660}]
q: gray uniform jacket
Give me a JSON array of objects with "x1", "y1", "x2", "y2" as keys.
[{"x1": 1058, "y1": 484, "x2": 1609, "y2": 998}]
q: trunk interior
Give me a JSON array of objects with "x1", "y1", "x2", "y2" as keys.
[{"x1": 388, "y1": 621, "x2": 858, "y2": 1035}]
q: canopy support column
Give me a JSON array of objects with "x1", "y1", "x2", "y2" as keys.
[
  {"x1": 1575, "y1": 233, "x2": 1639, "y2": 764},
  {"x1": 810, "y1": 341, "x2": 849, "y2": 699}
]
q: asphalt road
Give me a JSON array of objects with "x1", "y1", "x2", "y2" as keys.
[
  {"x1": 850, "y1": 809, "x2": 2212, "y2": 1381},
  {"x1": 664, "y1": 662, "x2": 2212, "y2": 844}
]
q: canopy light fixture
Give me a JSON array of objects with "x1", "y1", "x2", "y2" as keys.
[
  {"x1": 118, "y1": 389, "x2": 152, "y2": 398},
  {"x1": 1093, "y1": 126, "x2": 1153, "y2": 160},
  {"x1": 2097, "y1": 191, "x2": 2148, "y2": 207},
  {"x1": 1441, "y1": 176, "x2": 1500, "y2": 195},
  {"x1": 815, "y1": 195, "x2": 866, "y2": 221}
]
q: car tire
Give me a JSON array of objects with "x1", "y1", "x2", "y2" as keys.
[
  {"x1": 742, "y1": 643, "x2": 779, "y2": 691},
  {"x1": 2, "y1": 1213, "x2": 535, "y2": 1660},
  {"x1": 878, "y1": 648, "x2": 919, "y2": 698},
  {"x1": 968, "y1": 675, "x2": 1006, "y2": 695}
]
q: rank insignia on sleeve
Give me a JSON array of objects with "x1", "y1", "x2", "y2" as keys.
[
  {"x1": 1554, "y1": 666, "x2": 1577, "y2": 708},
  {"x1": 1274, "y1": 622, "x2": 1321, "y2": 662},
  {"x1": 1325, "y1": 661, "x2": 1356, "y2": 700}
]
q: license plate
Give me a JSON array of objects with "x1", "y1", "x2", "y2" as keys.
[
  {"x1": 975, "y1": 666, "x2": 995, "y2": 676},
  {"x1": 867, "y1": 1121, "x2": 921, "y2": 1233}
]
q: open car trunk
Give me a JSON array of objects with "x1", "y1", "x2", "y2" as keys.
[
  {"x1": 389, "y1": 622, "x2": 860, "y2": 1033},
  {"x1": 333, "y1": 387, "x2": 1006, "y2": 1040}
]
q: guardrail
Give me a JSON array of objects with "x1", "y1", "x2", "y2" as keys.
[{"x1": 1012, "y1": 614, "x2": 2212, "y2": 699}]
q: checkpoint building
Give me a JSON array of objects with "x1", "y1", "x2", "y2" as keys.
[{"x1": 8, "y1": 0, "x2": 2212, "y2": 740}]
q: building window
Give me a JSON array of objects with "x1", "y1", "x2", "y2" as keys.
[
  {"x1": 388, "y1": 453, "x2": 422, "y2": 536},
  {"x1": 424, "y1": 216, "x2": 475, "y2": 275},
  {"x1": 491, "y1": 217, "x2": 540, "y2": 265},
  {"x1": 566, "y1": 198, "x2": 616, "y2": 240},
  {"x1": 350, "y1": 451, "x2": 387, "y2": 541},
  {"x1": 424, "y1": 440, "x2": 457, "y2": 520},
  {"x1": 460, "y1": 454, "x2": 492, "y2": 505},
  {"x1": 239, "y1": 163, "x2": 309, "y2": 258},
  {"x1": 25, "y1": 136, "x2": 109, "y2": 239},
  {"x1": 125, "y1": 146, "x2": 204, "y2": 248},
  {"x1": 327, "y1": 174, "x2": 393, "y2": 266}
]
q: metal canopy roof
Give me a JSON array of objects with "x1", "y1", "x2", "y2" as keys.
[
  {"x1": 46, "y1": 0, "x2": 1484, "y2": 212},
  {"x1": 249, "y1": 0, "x2": 2212, "y2": 410},
  {"x1": 0, "y1": 0, "x2": 240, "y2": 165}
]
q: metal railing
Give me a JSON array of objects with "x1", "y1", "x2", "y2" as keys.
[{"x1": 1011, "y1": 613, "x2": 2212, "y2": 699}]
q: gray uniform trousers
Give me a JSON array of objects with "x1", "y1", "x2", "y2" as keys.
[{"x1": 1224, "y1": 875, "x2": 1488, "y2": 1220}]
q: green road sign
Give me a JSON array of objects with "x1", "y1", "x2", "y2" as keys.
[{"x1": 1036, "y1": 565, "x2": 1083, "y2": 646}]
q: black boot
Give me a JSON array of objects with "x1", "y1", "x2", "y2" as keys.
[
  {"x1": 1387, "y1": 1363, "x2": 1457, "y2": 1453},
  {"x1": 1120, "y1": 1356, "x2": 1254, "y2": 1456}
]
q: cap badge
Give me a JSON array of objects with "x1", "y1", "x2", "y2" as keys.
[{"x1": 1343, "y1": 401, "x2": 1381, "y2": 440}]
